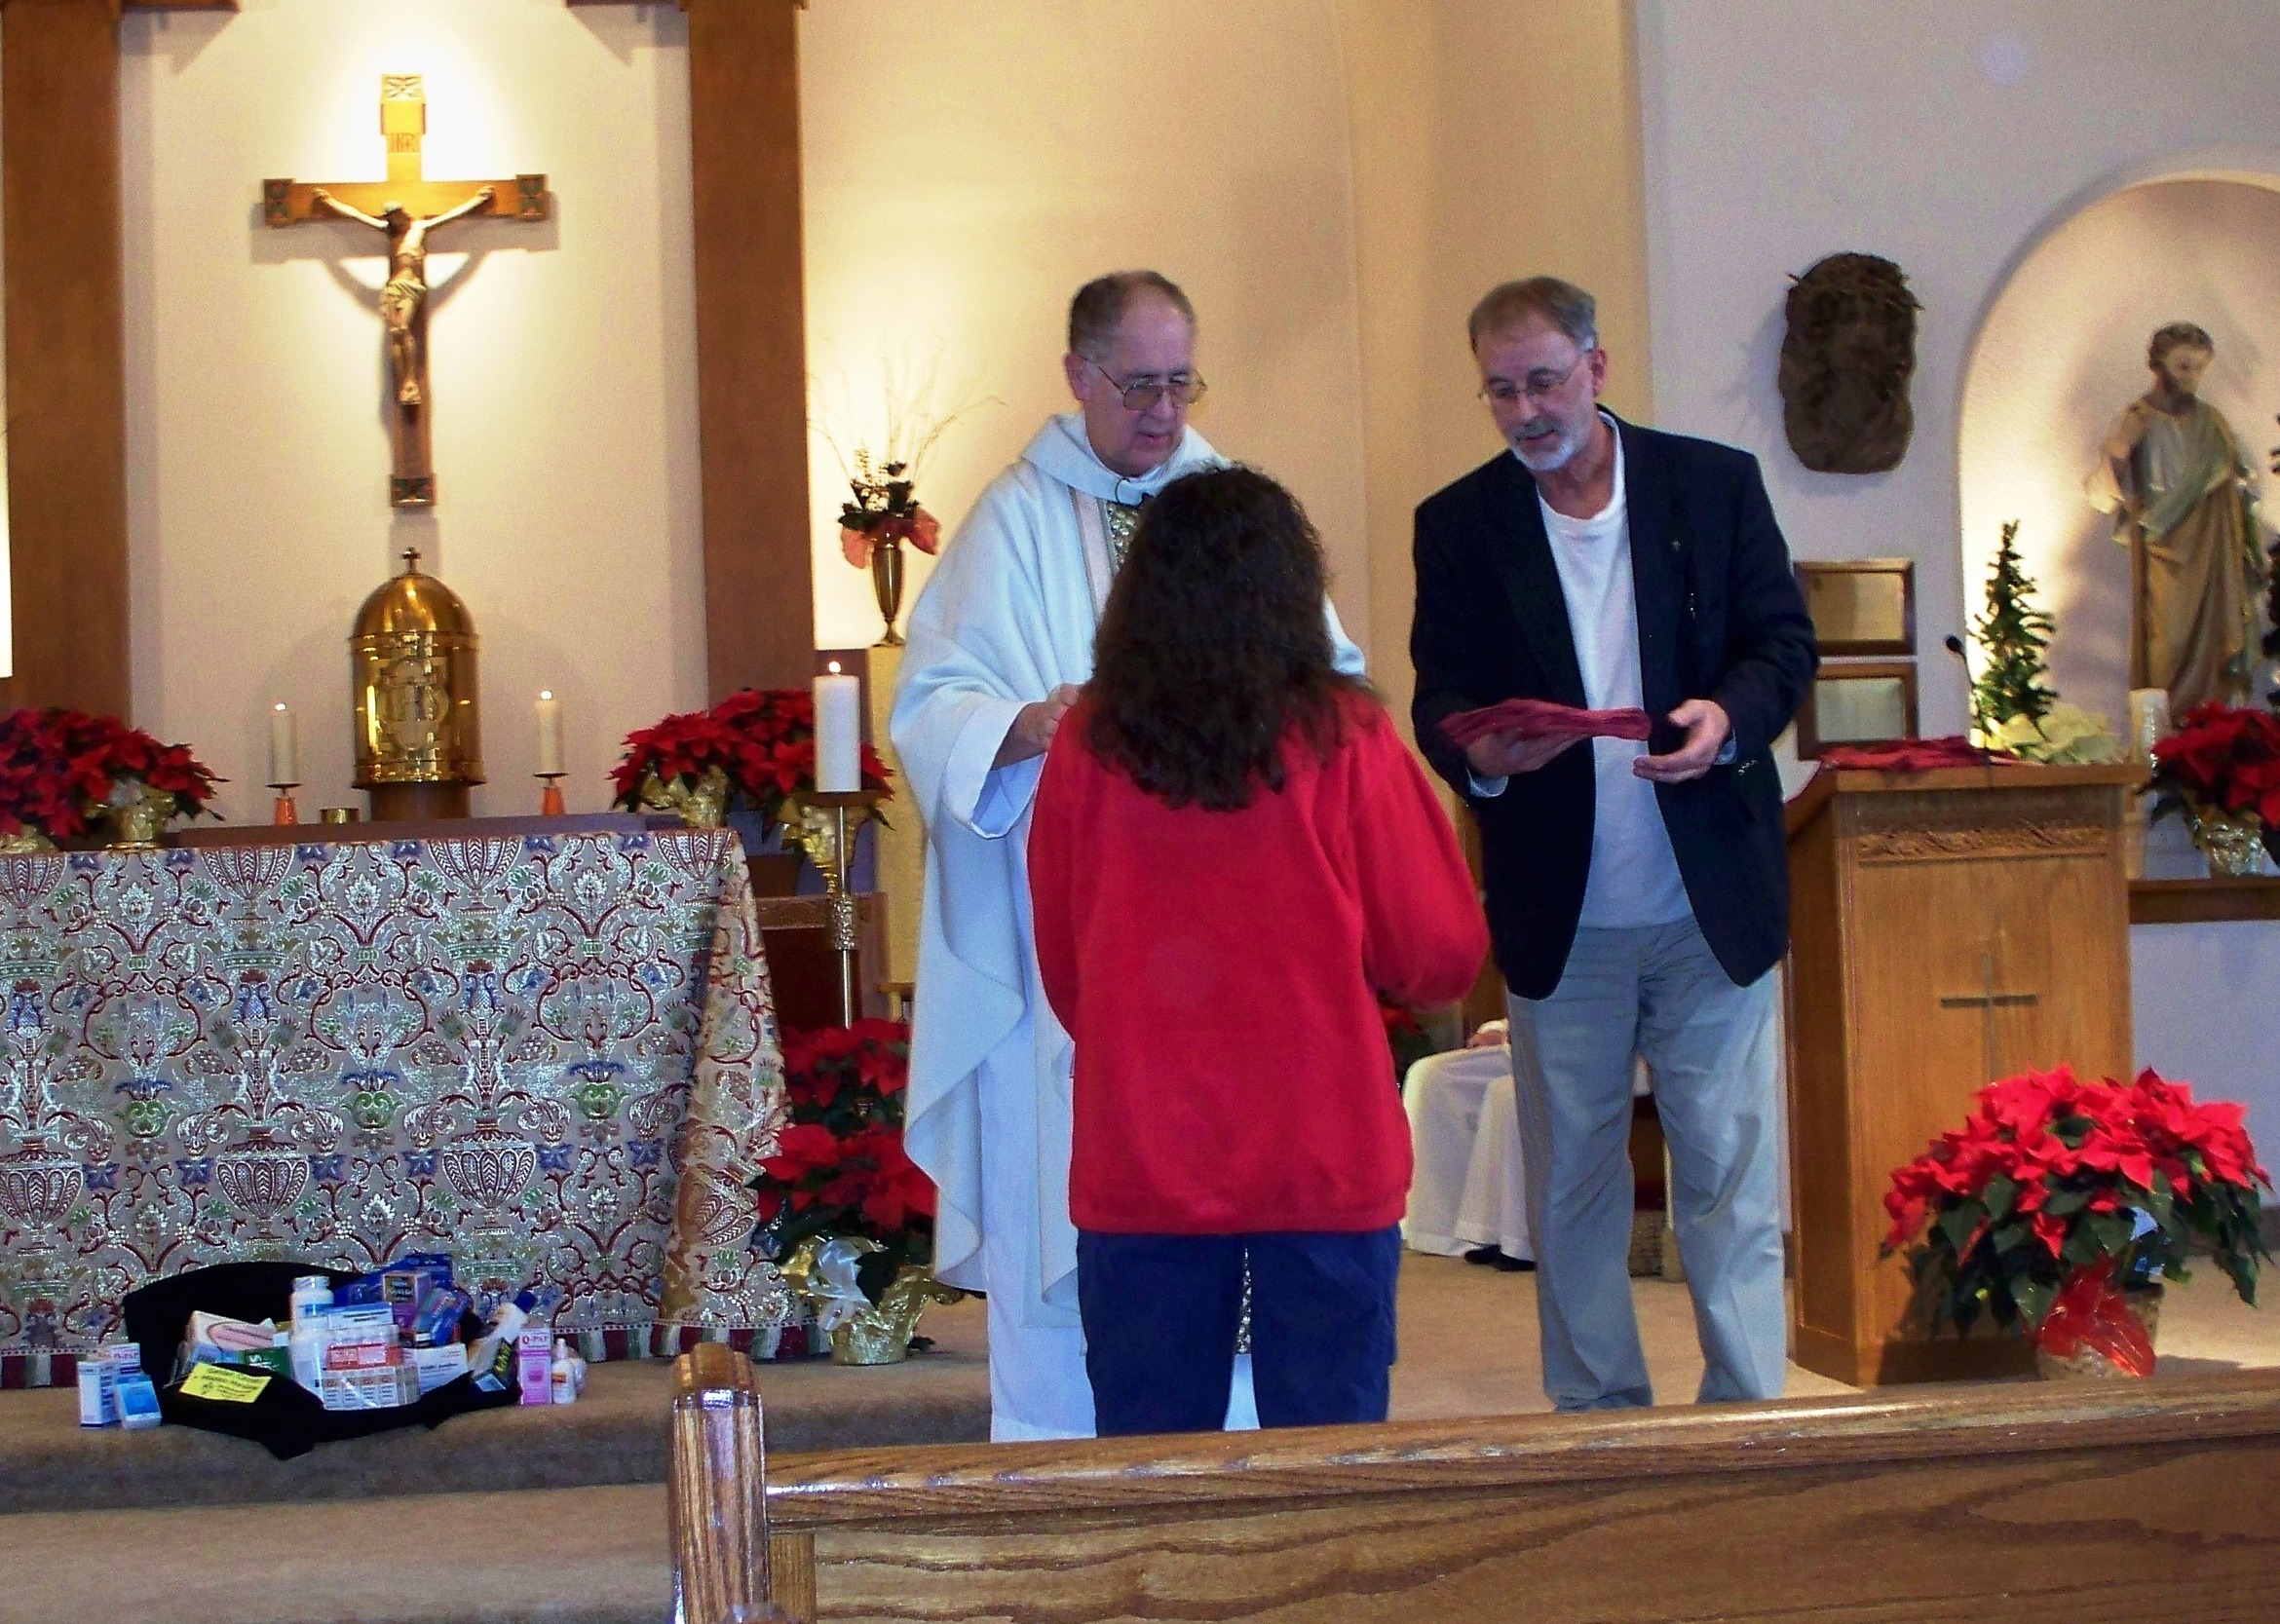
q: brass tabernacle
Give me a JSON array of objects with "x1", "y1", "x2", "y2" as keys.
[{"x1": 351, "y1": 547, "x2": 484, "y2": 820}]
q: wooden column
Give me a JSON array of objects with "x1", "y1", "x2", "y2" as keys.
[
  {"x1": 1, "y1": 0, "x2": 131, "y2": 718},
  {"x1": 685, "y1": 0, "x2": 815, "y2": 699}
]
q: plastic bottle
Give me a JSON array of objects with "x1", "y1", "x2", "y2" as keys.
[{"x1": 550, "y1": 1337, "x2": 587, "y2": 1405}]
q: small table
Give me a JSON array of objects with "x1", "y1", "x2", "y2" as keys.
[{"x1": 0, "y1": 823, "x2": 791, "y2": 1385}]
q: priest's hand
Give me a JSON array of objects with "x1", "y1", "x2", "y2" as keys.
[
  {"x1": 1463, "y1": 731, "x2": 1582, "y2": 778},
  {"x1": 1635, "y1": 699, "x2": 1730, "y2": 783},
  {"x1": 996, "y1": 685, "x2": 1083, "y2": 768}
]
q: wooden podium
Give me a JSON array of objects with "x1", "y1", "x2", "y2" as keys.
[{"x1": 1784, "y1": 763, "x2": 2141, "y2": 1385}]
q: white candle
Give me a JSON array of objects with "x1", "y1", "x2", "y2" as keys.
[
  {"x1": 269, "y1": 703, "x2": 297, "y2": 786},
  {"x1": 815, "y1": 663, "x2": 861, "y2": 793},
  {"x1": 535, "y1": 691, "x2": 564, "y2": 776}
]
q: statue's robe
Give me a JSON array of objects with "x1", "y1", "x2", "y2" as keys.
[{"x1": 2090, "y1": 398, "x2": 2265, "y2": 713}]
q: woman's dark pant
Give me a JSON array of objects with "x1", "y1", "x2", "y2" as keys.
[{"x1": 1076, "y1": 1226, "x2": 1401, "y2": 1436}]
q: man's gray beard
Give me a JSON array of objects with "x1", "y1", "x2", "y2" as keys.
[{"x1": 1513, "y1": 420, "x2": 1586, "y2": 473}]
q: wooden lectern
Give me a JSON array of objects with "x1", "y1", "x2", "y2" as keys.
[{"x1": 1784, "y1": 763, "x2": 2141, "y2": 1385}]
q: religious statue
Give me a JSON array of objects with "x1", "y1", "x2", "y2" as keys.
[
  {"x1": 2088, "y1": 323, "x2": 2266, "y2": 714},
  {"x1": 310, "y1": 186, "x2": 494, "y2": 408},
  {"x1": 1778, "y1": 253, "x2": 1920, "y2": 474}
]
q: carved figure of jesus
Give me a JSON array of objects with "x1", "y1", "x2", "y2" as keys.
[{"x1": 311, "y1": 185, "x2": 494, "y2": 407}]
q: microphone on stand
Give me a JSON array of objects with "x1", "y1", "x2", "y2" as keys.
[{"x1": 1944, "y1": 635, "x2": 1990, "y2": 747}]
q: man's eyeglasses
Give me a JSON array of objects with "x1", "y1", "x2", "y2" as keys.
[
  {"x1": 1088, "y1": 359, "x2": 1208, "y2": 412},
  {"x1": 1478, "y1": 353, "x2": 1591, "y2": 407}
]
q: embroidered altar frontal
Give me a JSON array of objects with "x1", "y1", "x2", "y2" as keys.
[{"x1": 0, "y1": 829, "x2": 793, "y2": 1386}]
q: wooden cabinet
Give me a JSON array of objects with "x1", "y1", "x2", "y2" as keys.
[{"x1": 1784, "y1": 765, "x2": 2140, "y2": 1385}]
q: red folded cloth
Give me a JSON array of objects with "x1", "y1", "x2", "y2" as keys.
[
  {"x1": 1441, "y1": 699, "x2": 1653, "y2": 748},
  {"x1": 1816, "y1": 736, "x2": 2016, "y2": 772}
]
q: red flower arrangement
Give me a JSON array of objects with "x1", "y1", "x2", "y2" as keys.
[
  {"x1": 2150, "y1": 703, "x2": 2280, "y2": 828},
  {"x1": 1883, "y1": 1066, "x2": 2268, "y2": 1361},
  {"x1": 1379, "y1": 991, "x2": 1435, "y2": 1086},
  {"x1": 838, "y1": 449, "x2": 943, "y2": 571},
  {"x1": 750, "y1": 1019, "x2": 939, "y2": 1304},
  {"x1": 610, "y1": 689, "x2": 892, "y2": 835},
  {"x1": 0, "y1": 707, "x2": 218, "y2": 844}
]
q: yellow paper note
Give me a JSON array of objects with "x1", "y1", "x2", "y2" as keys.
[{"x1": 180, "y1": 1363, "x2": 271, "y2": 1404}]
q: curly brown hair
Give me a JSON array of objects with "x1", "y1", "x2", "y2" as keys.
[{"x1": 1084, "y1": 467, "x2": 1365, "y2": 812}]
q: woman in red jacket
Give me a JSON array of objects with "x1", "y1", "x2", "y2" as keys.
[{"x1": 1029, "y1": 466, "x2": 1488, "y2": 1435}]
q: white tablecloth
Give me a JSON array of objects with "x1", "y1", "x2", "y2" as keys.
[{"x1": 1401, "y1": 1044, "x2": 1534, "y2": 1261}]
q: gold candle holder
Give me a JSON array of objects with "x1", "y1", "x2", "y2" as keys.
[{"x1": 783, "y1": 788, "x2": 880, "y2": 1026}]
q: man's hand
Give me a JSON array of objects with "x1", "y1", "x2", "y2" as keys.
[
  {"x1": 995, "y1": 685, "x2": 1083, "y2": 769},
  {"x1": 1634, "y1": 699, "x2": 1730, "y2": 783},
  {"x1": 1463, "y1": 730, "x2": 1583, "y2": 780}
]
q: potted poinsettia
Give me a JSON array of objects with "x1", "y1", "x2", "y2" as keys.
[
  {"x1": 2148, "y1": 702, "x2": 2280, "y2": 876},
  {"x1": 749, "y1": 1019, "x2": 958, "y2": 1364},
  {"x1": 1883, "y1": 1065, "x2": 2268, "y2": 1377},
  {"x1": 610, "y1": 689, "x2": 892, "y2": 843},
  {"x1": 0, "y1": 707, "x2": 219, "y2": 850}
]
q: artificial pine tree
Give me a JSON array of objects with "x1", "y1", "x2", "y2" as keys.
[{"x1": 1971, "y1": 519, "x2": 2057, "y2": 736}]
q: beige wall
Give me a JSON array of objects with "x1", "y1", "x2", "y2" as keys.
[
  {"x1": 120, "y1": 0, "x2": 703, "y2": 823},
  {"x1": 1339, "y1": 0, "x2": 1652, "y2": 735},
  {"x1": 799, "y1": 0, "x2": 1372, "y2": 659}
]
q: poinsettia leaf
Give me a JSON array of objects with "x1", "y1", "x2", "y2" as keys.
[
  {"x1": 1936, "y1": 1199, "x2": 1985, "y2": 1253},
  {"x1": 1990, "y1": 1221, "x2": 2031, "y2": 1255},
  {"x1": 2043, "y1": 1188, "x2": 2090, "y2": 1217},
  {"x1": 2011, "y1": 1275, "x2": 2056, "y2": 1327},
  {"x1": 1984, "y1": 1174, "x2": 2018, "y2": 1221}
]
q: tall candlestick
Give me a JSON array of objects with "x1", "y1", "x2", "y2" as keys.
[
  {"x1": 814, "y1": 663, "x2": 861, "y2": 793},
  {"x1": 269, "y1": 703, "x2": 298, "y2": 787},
  {"x1": 535, "y1": 691, "x2": 564, "y2": 776}
]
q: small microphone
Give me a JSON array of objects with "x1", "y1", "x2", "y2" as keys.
[{"x1": 1943, "y1": 634, "x2": 1968, "y2": 661}]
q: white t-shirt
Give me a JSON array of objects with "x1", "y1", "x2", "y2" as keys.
[{"x1": 1526, "y1": 425, "x2": 1691, "y2": 929}]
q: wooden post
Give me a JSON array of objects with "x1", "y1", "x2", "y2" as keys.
[
  {"x1": 686, "y1": 0, "x2": 816, "y2": 699},
  {"x1": 1, "y1": 0, "x2": 133, "y2": 718}
]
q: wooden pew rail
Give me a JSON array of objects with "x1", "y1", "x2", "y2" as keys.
[{"x1": 669, "y1": 1343, "x2": 2280, "y2": 1624}]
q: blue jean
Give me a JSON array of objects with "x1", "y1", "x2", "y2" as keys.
[
  {"x1": 1076, "y1": 1227, "x2": 1401, "y2": 1435},
  {"x1": 1508, "y1": 915, "x2": 1785, "y2": 1410}
]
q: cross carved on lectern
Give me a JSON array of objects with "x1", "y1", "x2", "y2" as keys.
[{"x1": 263, "y1": 76, "x2": 551, "y2": 509}]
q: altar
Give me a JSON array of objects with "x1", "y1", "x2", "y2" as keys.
[{"x1": 0, "y1": 822, "x2": 792, "y2": 1387}]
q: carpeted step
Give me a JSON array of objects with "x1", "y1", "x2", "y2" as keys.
[
  {"x1": 0, "y1": 1482, "x2": 671, "y2": 1624},
  {"x1": 0, "y1": 1299, "x2": 989, "y2": 1517}
]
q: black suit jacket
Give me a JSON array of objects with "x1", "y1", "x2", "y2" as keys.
[{"x1": 1410, "y1": 415, "x2": 1817, "y2": 1000}]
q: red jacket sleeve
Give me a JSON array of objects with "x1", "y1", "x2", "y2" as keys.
[
  {"x1": 1345, "y1": 707, "x2": 1489, "y2": 1008},
  {"x1": 1027, "y1": 727, "x2": 1083, "y2": 1035}
]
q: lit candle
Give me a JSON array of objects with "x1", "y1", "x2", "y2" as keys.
[
  {"x1": 269, "y1": 703, "x2": 298, "y2": 786},
  {"x1": 814, "y1": 663, "x2": 861, "y2": 793},
  {"x1": 535, "y1": 691, "x2": 564, "y2": 776}
]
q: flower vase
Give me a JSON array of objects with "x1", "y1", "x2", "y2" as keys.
[
  {"x1": 2186, "y1": 805, "x2": 2265, "y2": 878},
  {"x1": 2035, "y1": 1285, "x2": 2162, "y2": 1380},
  {"x1": 870, "y1": 539, "x2": 906, "y2": 648},
  {"x1": 827, "y1": 1265, "x2": 965, "y2": 1366},
  {"x1": 640, "y1": 766, "x2": 731, "y2": 830},
  {"x1": 103, "y1": 781, "x2": 176, "y2": 850}
]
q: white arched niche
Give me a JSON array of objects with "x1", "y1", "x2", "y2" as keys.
[{"x1": 1959, "y1": 174, "x2": 2280, "y2": 730}]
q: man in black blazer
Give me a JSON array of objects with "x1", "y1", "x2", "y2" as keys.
[{"x1": 1411, "y1": 278, "x2": 1816, "y2": 1411}]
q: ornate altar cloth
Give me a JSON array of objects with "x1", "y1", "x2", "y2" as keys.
[{"x1": 0, "y1": 828, "x2": 790, "y2": 1386}]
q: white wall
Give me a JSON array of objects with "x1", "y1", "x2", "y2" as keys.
[
  {"x1": 798, "y1": 0, "x2": 1372, "y2": 658},
  {"x1": 1961, "y1": 179, "x2": 2280, "y2": 728},
  {"x1": 121, "y1": 0, "x2": 703, "y2": 822},
  {"x1": 1635, "y1": 0, "x2": 2280, "y2": 736}
]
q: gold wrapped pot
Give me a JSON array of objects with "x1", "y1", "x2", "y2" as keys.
[{"x1": 352, "y1": 548, "x2": 484, "y2": 817}]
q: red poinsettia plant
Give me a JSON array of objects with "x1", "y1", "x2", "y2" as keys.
[
  {"x1": 837, "y1": 448, "x2": 943, "y2": 571},
  {"x1": 610, "y1": 688, "x2": 892, "y2": 834},
  {"x1": 1883, "y1": 1066, "x2": 2268, "y2": 1360},
  {"x1": 2149, "y1": 703, "x2": 2280, "y2": 828},
  {"x1": 0, "y1": 707, "x2": 219, "y2": 844},
  {"x1": 749, "y1": 1019, "x2": 939, "y2": 1305},
  {"x1": 1378, "y1": 990, "x2": 1435, "y2": 1086}
]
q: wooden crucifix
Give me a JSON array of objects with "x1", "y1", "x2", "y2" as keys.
[{"x1": 263, "y1": 75, "x2": 551, "y2": 508}]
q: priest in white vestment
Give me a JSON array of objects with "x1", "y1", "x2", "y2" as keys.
[{"x1": 893, "y1": 272, "x2": 1364, "y2": 1439}]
